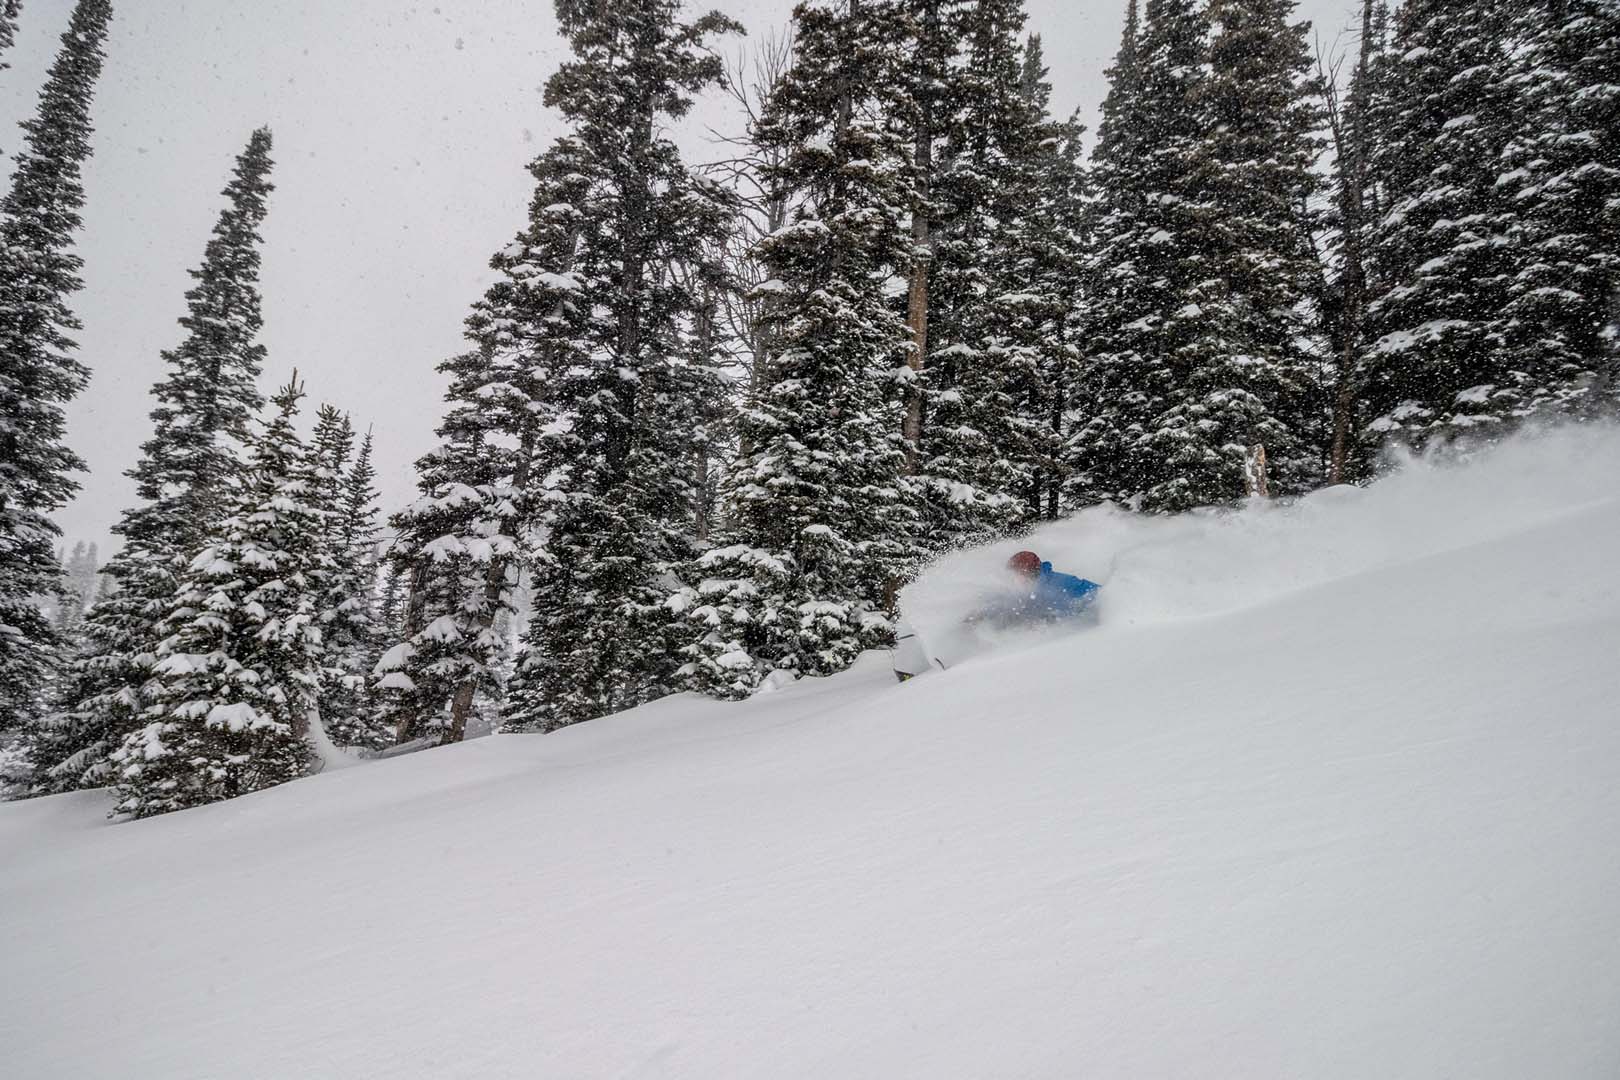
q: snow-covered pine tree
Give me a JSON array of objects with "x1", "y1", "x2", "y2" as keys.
[
  {"x1": 30, "y1": 129, "x2": 273, "y2": 793},
  {"x1": 373, "y1": 552, "x2": 405, "y2": 659},
  {"x1": 891, "y1": 0, "x2": 963, "y2": 495},
  {"x1": 110, "y1": 377, "x2": 332, "y2": 818},
  {"x1": 387, "y1": 130, "x2": 620, "y2": 740},
  {"x1": 67, "y1": 538, "x2": 96, "y2": 608},
  {"x1": 309, "y1": 404, "x2": 354, "y2": 523},
  {"x1": 1319, "y1": 0, "x2": 1391, "y2": 483},
  {"x1": 923, "y1": 8, "x2": 1089, "y2": 537},
  {"x1": 0, "y1": 1, "x2": 21, "y2": 69},
  {"x1": 1144, "y1": 0, "x2": 1322, "y2": 505},
  {"x1": 382, "y1": 133, "x2": 604, "y2": 742},
  {"x1": 1069, "y1": 0, "x2": 1320, "y2": 512},
  {"x1": 0, "y1": 0, "x2": 111, "y2": 742},
  {"x1": 1357, "y1": 0, "x2": 1523, "y2": 452},
  {"x1": 1498, "y1": 0, "x2": 1620, "y2": 417},
  {"x1": 495, "y1": 0, "x2": 740, "y2": 730},
  {"x1": 680, "y1": 0, "x2": 913, "y2": 698},
  {"x1": 379, "y1": 355, "x2": 527, "y2": 745},
  {"x1": 1001, "y1": 35, "x2": 1088, "y2": 522},
  {"x1": 906, "y1": 0, "x2": 1041, "y2": 548},
  {"x1": 311, "y1": 415, "x2": 388, "y2": 749},
  {"x1": 1066, "y1": 0, "x2": 1209, "y2": 510},
  {"x1": 340, "y1": 430, "x2": 386, "y2": 739},
  {"x1": 49, "y1": 538, "x2": 96, "y2": 635}
]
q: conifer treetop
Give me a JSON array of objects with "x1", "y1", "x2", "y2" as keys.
[
  {"x1": 0, "y1": 0, "x2": 113, "y2": 516},
  {"x1": 0, "y1": 2, "x2": 23, "y2": 69}
]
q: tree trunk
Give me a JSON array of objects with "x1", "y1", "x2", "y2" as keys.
[
  {"x1": 1327, "y1": 0, "x2": 1377, "y2": 485},
  {"x1": 445, "y1": 680, "x2": 476, "y2": 744},
  {"x1": 903, "y1": 127, "x2": 933, "y2": 475},
  {"x1": 1244, "y1": 444, "x2": 1270, "y2": 499}
]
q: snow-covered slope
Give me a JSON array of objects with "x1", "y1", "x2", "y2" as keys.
[{"x1": 6, "y1": 428, "x2": 1620, "y2": 1080}]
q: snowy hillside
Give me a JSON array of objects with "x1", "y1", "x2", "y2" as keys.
[{"x1": 5, "y1": 428, "x2": 1620, "y2": 1080}]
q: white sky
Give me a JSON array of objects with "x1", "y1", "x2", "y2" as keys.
[{"x1": 1, "y1": 0, "x2": 1359, "y2": 554}]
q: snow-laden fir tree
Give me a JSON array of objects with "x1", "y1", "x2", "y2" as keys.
[
  {"x1": 918, "y1": 8, "x2": 1089, "y2": 538},
  {"x1": 377, "y1": 133, "x2": 598, "y2": 743},
  {"x1": 0, "y1": 0, "x2": 111, "y2": 741},
  {"x1": 372, "y1": 555, "x2": 405, "y2": 662},
  {"x1": 905, "y1": 0, "x2": 1043, "y2": 547},
  {"x1": 0, "y1": 1, "x2": 21, "y2": 69},
  {"x1": 1066, "y1": 0, "x2": 1209, "y2": 509},
  {"x1": 336, "y1": 429, "x2": 387, "y2": 745},
  {"x1": 47, "y1": 538, "x2": 97, "y2": 635},
  {"x1": 1143, "y1": 0, "x2": 1322, "y2": 504},
  {"x1": 379, "y1": 356, "x2": 528, "y2": 744},
  {"x1": 494, "y1": 0, "x2": 739, "y2": 730},
  {"x1": 309, "y1": 404, "x2": 354, "y2": 522},
  {"x1": 1320, "y1": 0, "x2": 1391, "y2": 483},
  {"x1": 31, "y1": 129, "x2": 273, "y2": 793},
  {"x1": 110, "y1": 378, "x2": 334, "y2": 818},
  {"x1": 1357, "y1": 0, "x2": 1523, "y2": 451},
  {"x1": 889, "y1": 0, "x2": 969, "y2": 525},
  {"x1": 679, "y1": 0, "x2": 914, "y2": 699},
  {"x1": 309, "y1": 411, "x2": 387, "y2": 749},
  {"x1": 1000, "y1": 35, "x2": 1088, "y2": 522},
  {"x1": 1068, "y1": 0, "x2": 1320, "y2": 511},
  {"x1": 1497, "y1": 0, "x2": 1620, "y2": 416}
]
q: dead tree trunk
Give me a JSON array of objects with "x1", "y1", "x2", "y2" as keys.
[{"x1": 1244, "y1": 444, "x2": 1271, "y2": 499}]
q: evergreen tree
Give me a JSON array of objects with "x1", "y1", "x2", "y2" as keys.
[
  {"x1": 1068, "y1": 0, "x2": 1320, "y2": 511},
  {"x1": 908, "y1": 0, "x2": 1044, "y2": 547},
  {"x1": 380, "y1": 136, "x2": 597, "y2": 743},
  {"x1": 496, "y1": 0, "x2": 739, "y2": 729},
  {"x1": 1066, "y1": 0, "x2": 1213, "y2": 510},
  {"x1": 1148, "y1": 0, "x2": 1321, "y2": 503},
  {"x1": 679, "y1": 0, "x2": 913, "y2": 698},
  {"x1": 1498, "y1": 0, "x2": 1620, "y2": 416},
  {"x1": 320, "y1": 426, "x2": 388, "y2": 748},
  {"x1": 1320, "y1": 0, "x2": 1391, "y2": 482},
  {"x1": 110, "y1": 379, "x2": 330, "y2": 818},
  {"x1": 924, "y1": 12, "x2": 1089, "y2": 536},
  {"x1": 31, "y1": 129, "x2": 273, "y2": 792},
  {"x1": 1358, "y1": 0, "x2": 1523, "y2": 451},
  {"x1": 373, "y1": 553, "x2": 405, "y2": 658},
  {"x1": 68, "y1": 538, "x2": 96, "y2": 605},
  {"x1": 379, "y1": 357, "x2": 527, "y2": 744},
  {"x1": 892, "y1": 0, "x2": 964, "y2": 491},
  {"x1": 48, "y1": 538, "x2": 96, "y2": 634},
  {"x1": 0, "y1": 1, "x2": 21, "y2": 70},
  {"x1": 1002, "y1": 35, "x2": 1088, "y2": 522},
  {"x1": 309, "y1": 404, "x2": 355, "y2": 528},
  {"x1": 0, "y1": 0, "x2": 111, "y2": 740}
]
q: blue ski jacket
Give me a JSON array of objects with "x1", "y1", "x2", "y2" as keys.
[
  {"x1": 1027, "y1": 562, "x2": 1100, "y2": 618},
  {"x1": 971, "y1": 562, "x2": 1101, "y2": 626}
]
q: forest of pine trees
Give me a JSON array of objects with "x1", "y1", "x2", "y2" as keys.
[{"x1": 1, "y1": 0, "x2": 1615, "y2": 814}]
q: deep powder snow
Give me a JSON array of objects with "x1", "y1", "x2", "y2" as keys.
[{"x1": 4, "y1": 426, "x2": 1620, "y2": 1079}]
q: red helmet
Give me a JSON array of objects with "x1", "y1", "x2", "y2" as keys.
[{"x1": 1007, "y1": 550, "x2": 1041, "y2": 576}]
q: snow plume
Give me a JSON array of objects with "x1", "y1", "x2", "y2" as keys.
[{"x1": 902, "y1": 423, "x2": 1620, "y2": 645}]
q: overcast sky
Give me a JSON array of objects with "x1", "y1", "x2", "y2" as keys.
[{"x1": 2, "y1": 0, "x2": 1360, "y2": 555}]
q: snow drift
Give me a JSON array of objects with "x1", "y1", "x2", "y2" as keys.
[{"x1": 4, "y1": 425, "x2": 1620, "y2": 1079}]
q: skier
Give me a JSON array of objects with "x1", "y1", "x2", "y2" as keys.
[
  {"x1": 971, "y1": 550, "x2": 1101, "y2": 627},
  {"x1": 893, "y1": 551, "x2": 1101, "y2": 680}
]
